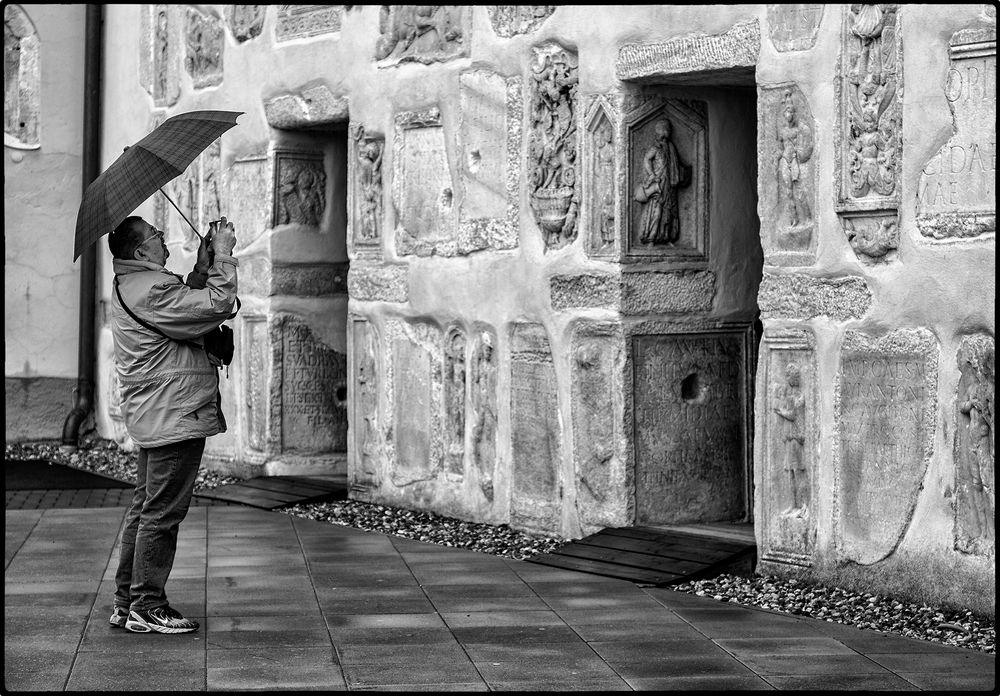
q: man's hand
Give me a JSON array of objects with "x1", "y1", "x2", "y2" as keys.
[
  {"x1": 210, "y1": 216, "x2": 237, "y2": 257},
  {"x1": 194, "y1": 232, "x2": 212, "y2": 274}
]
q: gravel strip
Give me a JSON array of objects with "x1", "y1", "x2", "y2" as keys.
[{"x1": 6, "y1": 438, "x2": 994, "y2": 654}]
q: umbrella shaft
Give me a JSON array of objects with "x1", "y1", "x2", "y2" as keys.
[{"x1": 159, "y1": 188, "x2": 202, "y2": 239}]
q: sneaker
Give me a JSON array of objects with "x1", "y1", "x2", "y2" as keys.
[
  {"x1": 109, "y1": 606, "x2": 129, "y2": 628},
  {"x1": 125, "y1": 606, "x2": 200, "y2": 634}
]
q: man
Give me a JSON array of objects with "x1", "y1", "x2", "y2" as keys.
[{"x1": 107, "y1": 215, "x2": 238, "y2": 634}]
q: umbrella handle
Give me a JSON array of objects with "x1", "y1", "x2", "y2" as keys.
[{"x1": 158, "y1": 188, "x2": 203, "y2": 240}]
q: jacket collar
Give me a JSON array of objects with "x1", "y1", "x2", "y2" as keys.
[{"x1": 112, "y1": 259, "x2": 170, "y2": 276}]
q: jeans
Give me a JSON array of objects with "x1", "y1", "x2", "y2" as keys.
[{"x1": 113, "y1": 437, "x2": 205, "y2": 612}]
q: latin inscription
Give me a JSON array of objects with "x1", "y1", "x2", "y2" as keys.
[{"x1": 281, "y1": 321, "x2": 347, "y2": 452}]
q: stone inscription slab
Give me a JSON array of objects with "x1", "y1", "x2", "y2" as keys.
[
  {"x1": 917, "y1": 23, "x2": 996, "y2": 239},
  {"x1": 351, "y1": 318, "x2": 381, "y2": 496},
  {"x1": 394, "y1": 109, "x2": 457, "y2": 255},
  {"x1": 510, "y1": 324, "x2": 561, "y2": 525},
  {"x1": 244, "y1": 316, "x2": 268, "y2": 452},
  {"x1": 767, "y1": 5, "x2": 824, "y2": 52},
  {"x1": 459, "y1": 70, "x2": 509, "y2": 221},
  {"x1": 836, "y1": 330, "x2": 937, "y2": 565},
  {"x1": 280, "y1": 320, "x2": 348, "y2": 453},
  {"x1": 226, "y1": 156, "x2": 272, "y2": 252},
  {"x1": 389, "y1": 322, "x2": 441, "y2": 486},
  {"x1": 276, "y1": 5, "x2": 343, "y2": 41},
  {"x1": 633, "y1": 333, "x2": 747, "y2": 525}
]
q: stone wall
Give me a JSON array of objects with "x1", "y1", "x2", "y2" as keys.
[{"x1": 86, "y1": 5, "x2": 995, "y2": 614}]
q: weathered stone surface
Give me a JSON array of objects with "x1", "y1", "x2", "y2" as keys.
[
  {"x1": 758, "y1": 273, "x2": 871, "y2": 321},
  {"x1": 270, "y1": 263, "x2": 349, "y2": 296},
  {"x1": 469, "y1": 327, "x2": 498, "y2": 502},
  {"x1": 350, "y1": 124, "x2": 384, "y2": 250},
  {"x1": 841, "y1": 213, "x2": 899, "y2": 264},
  {"x1": 625, "y1": 97, "x2": 707, "y2": 261},
  {"x1": 759, "y1": 84, "x2": 816, "y2": 266},
  {"x1": 264, "y1": 85, "x2": 350, "y2": 129},
  {"x1": 834, "y1": 329, "x2": 938, "y2": 566},
  {"x1": 237, "y1": 256, "x2": 272, "y2": 297},
  {"x1": 277, "y1": 318, "x2": 348, "y2": 453},
  {"x1": 4, "y1": 5, "x2": 40, "y2": 149},
  {"x1": 225, "y1": 5, "x2": 265, "y2": 43},
  {"x1": 141, "y1": 5, "x2": 181, "y2": 108},
  {"x1": 272, "y1": 150, "x2": 326, "y2": 228},
  {"x1": 242, "y1": 316, "x2": 269, "y2": 452},
  {"x1": 917, "y1": 20, "x2": 996, "y2": 240},
  {"x1": 617, "y1": 20, "x2": 760, "y2": 82},
  {"x1": 766, "y1": 4, "x2": 824, "y2": 52},
  {"x1": 168, "y1": 140, "x2": 221, "y2": 254},
  {"x1": 510, "y1": 323, "x2": 562, "y2": 531},
  {"x1": 632, "y1": 332, "x2": 749, "y2": 524},
  {"x1": 549, "y1": 270, "x2": 715, "y2": 315},
  {"x1": 225, "y1": 155, "x2": 272, "y2": 252},
  {"x1": 350, "y1": 317, "x2": 383, "y2": 496},
  {"x1": 571, "y1": 324, "x2": 627, "y2": 530},
  {"x1": 444, "y1": 326, "x2": 467, "y2": 478},
  {"x1": 486, "y1": 6, "x2": 556, "y2": 37},
  {"x1": 953, "y1": 333, "x2": 995, "y2": 556},
  {"x1": 275, "y1": 5, "x2": 343, "y2": 41},
  {"x1": 184, "y1": 7, "x2": 224, "y2": 89},
  {"x1": 759, "y1": 328, "x2": 817, "y2": 567},
  {"x1": 584, "y1": 95, "x2": 620, "y2": 258},
  {"x1": 386, "y1": 320, "x2": 442, "y2": 486},
  {"x1": 347, "y1": 264, "x2": 409, "y2": 303},
  {"x1": 375, "y1": 6, "x2": 468, "y2": 65},
  {"x1": 550, "y1": 273, "x2": 620, "y2": 310},
  {"x1": 528, "y1": 43, "x2": 580, "y2": 251}
]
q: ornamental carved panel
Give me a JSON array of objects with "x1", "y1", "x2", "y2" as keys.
[
  {"x1": 375, "y1": 6, "x2": 468, "y2": 65},
  {"x1": 272, "y1": 150, "x2": 327, "y2": 228},
  {"x1": 350, "y1": 124, "x2": 384, "y2": 249}
]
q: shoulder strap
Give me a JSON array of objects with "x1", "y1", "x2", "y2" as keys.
[{"x1": 114, "y1": 275, "x2": 172, "y2": 340}]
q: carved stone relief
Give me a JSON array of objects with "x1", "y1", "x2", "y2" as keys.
[
  {"x1": 617, "y1": 20, "x2": 760, "y2": 82},
  {"x1": 836, "y1": 5, "x2": 902, "y2": 262},
  {"x1": 759, "y1": 85, "x2": 816, "y2": 266},
  {"x1": 917, "y1": 20, "x2": 996, "y2": 240},
  {"x1": 470, "y1": 327, "x2": 498, "y2": 502},
  {"x1": 347, "y1": 263, "x2": 409, "y2": 303},
  {"x1": 760, "y1": 329, "x2": 816, "y2": 566},
  {"x1": 758, "y1": 272, "x2": 872, "y2": 321},
  {"x1": 4, "y1": 4, "x2": 39, "y2": 149},
  {"x1": 184, "y1": 7, "x2": 223, "y2": 89},
  {"x1": 275, "y1": 5, "x2": 343, "y2": 41},
  {"x1": 375, "y1": 6, "x2": 468, "y2": 65},
  {"x1": 767, "y1": 5, "x2": 825, "y2": 52},
  {"x1": 444, "y1": 326, "x2": 467, "y2": 478},
  {"x1": 584, "y1": 95, "x2": 620, "y2": 258},
  {"x1": 528, "y1": 43, "x2": 580, "y2": 251},
  {"x1": 572, "y1": 324, "x2": 626, "y2": 530},
  {"x1": 625, "y1": 96, "x2": 707, "y2": 261},
  {"x1": 954, "y1": 333, "x2": 995, "y2": 556},
  {"x1": 225, "y1": 5, "x2": 265, "y2": 43},
  {"x1": 351, "y1": 317, "x2": 382, "y2": 496},
  {"x1": 243, "y1": 316, "x2": 268, "y2": 452},
  {"x1": 834, "y1": 329, "x2": 938, "y2": 566},
  {"x1": 486, "y1": 6, "x2": 555, "y2": 37},
  {"x1": 350, "y1": 124, "x2": 384, "y2": 249},
  {"x1": 141, "y1": 5, "x2": 181, "y2": 108},
  {"x1": 272, "y1": 150, "x2": 327, "y2": 228},
  {"x1": 225, "y1": 155, "x2": 272, "y2": 252},
  {"x1": 510, "y1": 323, "x2": 562, "y2": 531}
]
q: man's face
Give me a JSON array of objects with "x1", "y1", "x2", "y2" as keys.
[{"x1": 135, "y1": 222, "x2": 168, "y2": 266}]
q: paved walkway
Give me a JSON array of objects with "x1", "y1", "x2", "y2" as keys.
[{"x1": 5, "y1": 505, "x2": 995, "y2": 691}]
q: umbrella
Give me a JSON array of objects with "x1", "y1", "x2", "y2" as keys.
[{"x1": 73, "y1": 109, "x2": 243, "y2": 260}]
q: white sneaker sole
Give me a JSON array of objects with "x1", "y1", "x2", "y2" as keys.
[{"x1": 125, "y1": 611, "x2": 198, "y2": 634}]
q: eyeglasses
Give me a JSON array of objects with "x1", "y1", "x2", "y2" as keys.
[{"x1": 138, "y1": 227, "x2": 166, "y2": 248}]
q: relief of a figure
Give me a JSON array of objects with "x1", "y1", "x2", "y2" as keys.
[
  {"x1": 634, "y1": 118, "x2": 691, "y2": 245},
  {"x1": 445, "y1": 330, "x2": 466, "y2": 474},
  {"x1": 593, "y1": 117, "x2": 615, "y2": 251},
  {"x1": 955, "y1": 338, "x2": 995, "y2": 552},
  {"x1": 277, "y1": 158, "x2": 326, "y2": 227},
  {"x1": 471, "y1": 331, "x2": 497, "y2": 501},
  {"x1": 777, "y1": 89, "x2": 813, "y2": 231},
  {"x1": 357, "y1": 327, "x2": 380, "y2": 486},
  {"x1": 773, "y1": 362, "x2": 808, "y2": 516},
  {"x1": 358, "y1": 139, "x2": 383, "y2": 241},
  {"x1": 375, "y1": 5, "x2": 464, "y2": 62}
]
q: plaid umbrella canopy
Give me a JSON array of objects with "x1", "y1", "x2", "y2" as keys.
[{"x1": 73, "y1": 110, "x2": 243, "y2": 260}]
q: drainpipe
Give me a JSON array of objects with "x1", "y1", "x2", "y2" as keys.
[{"x1": 61, "y1": 4, "x2": 103, "y2": 449}]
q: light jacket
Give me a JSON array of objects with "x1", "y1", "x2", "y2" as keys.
[{"x1": 110, "y1": 254, "x2": 239, "y2": 448}]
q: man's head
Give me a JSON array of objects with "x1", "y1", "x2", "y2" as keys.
[{"x1": 108, "y1": 216, "x2": 169, "y2": 266}]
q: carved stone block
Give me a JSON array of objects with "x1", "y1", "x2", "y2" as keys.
[
  {"x1": 486, "y1": 6, "x2": 555, "y2": 37},
  {"x1": 350, "y1": 124, "x2": 384, "y2": 250},
  {"x1": 264, "y1": 85, "x2": 350, "y2": 130},
  {"x1": 276, "y1": 317, "x2": 348, "y2": 454},
  {"x1": 470, "y1": 326, "x2": 498, "y2": 502},
  {"x1": 841, "y1": 213, "x2": 898, "y2": 264},
  {"x1": 528, "y1": 43, "x2": 580, "y2": 251},
  {"x1": 759, "y1": 329, "x2": 817, "y2": 566},
  {"x1": 184, "y1": 8, "x2": 224, "y2": 89},
  {"x1": 444, "y1": 326, "x2": 467, "y2": 478},
  {"x1": 225, "y1": 155, "x2": 273, "y2": 252},
  {"x1": 621, "y1": 270, "x2": 715, "y2": 315},
  {"x1": 954, "y1": 333, "x2": 995, "y2": 556},
  {"x1": 758, "y1": 272, "x2": 872, "y2": 321},
  {"x1": 834, "y1": 329, "x2": 938, "y2": 566},
  {"x1": 272, "y1": 150, "x2": 327, "y2": 228},
  {"x1": 759, "y1": 85, "x2": 817, "y2": 266},
  {"x1": 917, "y1": 21, "x2": 996, "y2": 240},
  {"x1": 625, "y1": 97, "x2": 707, "y2": 262},
  {"x1": 632, "y1": 331, "x2": 750, "y2": 524},
  {"x1": 584, "y1": 95, "x2": 621, "y2": 258},
  {"x1": 141, "y1": 5, "x2": 181, "y2": 108},
  {"x1": 275, "y1": 5, "x2": 343, "y2": 41},
  {"x1": 347, "y1": 263, "x2": 409, "y2": 303},
  {"x1": 270, "y1": 263, "x2": 349, "y2": 296},
  {"x1": 767, "y1": 5, "x2": 825, "y2": 52},
  {"x1": 572, "y1": 324, "x2": 627, "y2": 530},
  {"x1": 386, "y1": 320, "x2": 442, "y2": 486},
  {"x1": 4, "y1": 5, "x2": 40, "y2": 149},
  {"x1": 225, "y1": 5, "x2": 265, "y2": 43},
  {"x1": 375, "y1": 6, "x2": 468, "y2": 65},
  {"x1": 350, "y1": 317, "x2": 382, "y2": 497},
  {"x1": 510, "y1": 323, "x2": 562, "y2": 531},
  {"x1": 242, "y1": 315, "x2": 268, "y2": 452},
  {"x1": 617, "y1": 20, "x2": 760, "y2": 82}
]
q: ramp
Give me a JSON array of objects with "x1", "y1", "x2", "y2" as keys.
[
  {"x1": 194, "y1": 474, "x2": 348, "y2": 509},
  {"x1": 527, "y1": 524, "x2": 756, "y2": 586}
]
